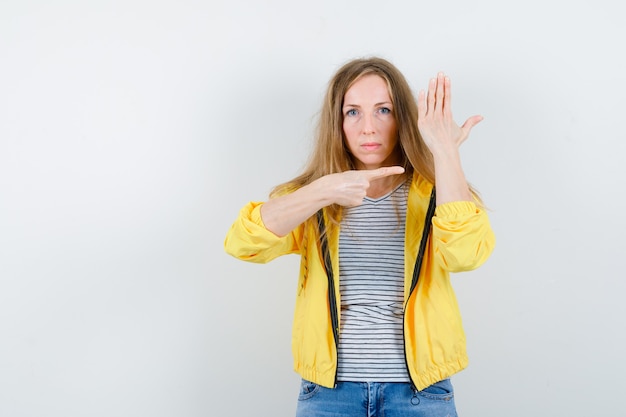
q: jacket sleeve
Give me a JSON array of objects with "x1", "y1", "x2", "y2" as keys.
[
  {"x1": 224, "y1": 201, "x2": 302, "y2": 263},
  {"x1": 431, "y1": 201, "x2": 495, "y2": 272}
]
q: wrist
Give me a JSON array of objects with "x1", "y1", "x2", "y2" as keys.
[
  {"x1": 431, "y1": 145, "x2": 461, "y2": 163},
  {"x1": 306, "y1": 177, "x2": 335, "y2": 207}
]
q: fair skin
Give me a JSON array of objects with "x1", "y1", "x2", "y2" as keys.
[
  {"x1": 341, "y1": 74, "x2": 402, "y2": 180},
  {"x1": 341, "y1": 74, "x2": 409, "y2": 199},
  {"x1": 260, "y1": 71, "x2": 481, "y2": 237},
  {"x1": 418, "y1": 72, "x2": 482, "y2": 204}
]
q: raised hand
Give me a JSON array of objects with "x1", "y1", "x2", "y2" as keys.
[{"x1": 417, "y1": 72, "x2": 483, "y2": 156}]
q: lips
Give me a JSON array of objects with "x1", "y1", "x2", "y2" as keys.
[{"x1": 361, "y1": 143, "x2": 381, "y2": 151}]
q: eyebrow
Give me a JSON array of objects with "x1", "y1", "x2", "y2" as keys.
[{"x1": 342, "y1": 101, "x2": 393, "y2": 109}]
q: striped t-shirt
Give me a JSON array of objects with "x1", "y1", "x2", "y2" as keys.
[{"x1": 336, "y1": 180, "x2": 410, "y2": 382}]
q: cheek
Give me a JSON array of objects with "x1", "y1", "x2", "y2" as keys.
[
  {"x1": 342, "y1": 123, "x2": 357, "y2": 142},
  {"x1": 381, "y1": 120, "x2": 397, "y2": 139},
  {"x1": 343, "y1": 118, "x2": 353, "y2": 131},
  {"x1": 342, "y1": 130, "x2": 360, "y2": 155}
]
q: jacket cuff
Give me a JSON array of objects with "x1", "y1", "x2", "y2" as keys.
[
  {"x1": 246, "y1": 201, "x2": 267, "y2": 227},
  {"x1": 434, "y1": 201, "x2": 478, "y2": 219}
]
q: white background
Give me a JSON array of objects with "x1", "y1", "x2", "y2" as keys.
[{"x1": 1, "y1": 1, "x2": 625, "y2": 416}]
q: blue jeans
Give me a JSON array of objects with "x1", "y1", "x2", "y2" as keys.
[{"x1": 295, "y1": 379, "x2": 457, "y2": 417}]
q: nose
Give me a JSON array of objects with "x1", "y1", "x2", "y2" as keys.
[{"x1": 362, "y1": 113, "x2": 375, "y2": 134}]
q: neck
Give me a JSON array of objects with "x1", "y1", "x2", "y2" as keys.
[{"x1": 367, "y1": 172, "x2": 408, "y2": 199}]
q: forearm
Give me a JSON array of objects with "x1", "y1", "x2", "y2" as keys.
[
  {"x1": 260, "y1": 181, "x2": 332, "y2": 237},
  {"x1": 260, "y1": 167, "x2": 405, "y2": 236},
  {"x1": 432, "y1": 147, "x2": 472, "y2": 205}
]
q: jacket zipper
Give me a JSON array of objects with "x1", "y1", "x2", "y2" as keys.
[
  {"x1": 316, "y1": 210, "x2": 339, "y2": 388},
  {"x1": 403, "y1": 188, "x2": 436, "y2": 389},
  {"x1": 317, "y1": 187, "x2": 434, "y2": 389}
]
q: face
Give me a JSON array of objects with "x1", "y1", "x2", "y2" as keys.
[{"x1": 342, "y1": 74, "x2": 400, "y2": 170}]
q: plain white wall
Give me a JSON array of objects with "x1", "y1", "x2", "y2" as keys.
[{"x1": 1, "y1": 0, "x2": 624, "y2": 416}]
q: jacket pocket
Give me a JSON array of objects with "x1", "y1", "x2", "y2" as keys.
[
  {"x1": 298, "y1": 379, "x2": 320, "y2": 401},
  {"x1": 415, "y1": 378, "x2": 454, "y2": 401}
]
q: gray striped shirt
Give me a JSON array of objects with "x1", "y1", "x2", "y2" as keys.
[{"x1": 336, "y1": 180, "x2": 410, "y2": 382}]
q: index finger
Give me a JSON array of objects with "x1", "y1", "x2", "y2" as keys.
[{"x1": 363, "y1": 166, "x2": 405, "y2": 181}]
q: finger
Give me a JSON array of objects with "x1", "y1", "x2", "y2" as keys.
[
  {"x1": 442, "y1": 75, "x2": 452, "y2": 115},
  {"x1": 461, "y1": 115, "x2": 483, "y2": 132},
  {"x1": 427, "y1": 77, "x2": 436, "y2": 114},
  {"x1": 417, "y1": 89, "x2": 426, "y2": 119},
  {"x1": 435, "y1": 72, "x2": 445, "y2": 113},
  {"x1": 364, "y1": 165, "x2": 405, "y2": 181},
  {"x1": 459, "y1": 115, "x2": 483, "y2": 143}
]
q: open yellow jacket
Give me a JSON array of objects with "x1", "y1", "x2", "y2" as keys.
[{"x1": 224, "y1": 174, "x2": 495, "y2": 390}]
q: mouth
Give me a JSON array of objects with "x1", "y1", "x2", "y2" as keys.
[{"x1": 361, "y1": 143, "x2": 381, "y2": 151}]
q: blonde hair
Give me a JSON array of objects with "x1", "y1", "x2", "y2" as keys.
[{"x1": 270, "y1": 56, "x2": 478, "y2": 234}]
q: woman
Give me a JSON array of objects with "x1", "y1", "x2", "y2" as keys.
[{"x1": 224, "y1": 57, "x2": 495, "y2": 416}]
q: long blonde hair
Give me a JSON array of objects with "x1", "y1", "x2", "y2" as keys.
[{"x1": 270, "y1": 57, "x2": 476, "y2": 234}]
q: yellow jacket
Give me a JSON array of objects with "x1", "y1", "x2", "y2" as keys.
[{"x1": 224, "y1": 174, "x2": 495, "y2": 390}]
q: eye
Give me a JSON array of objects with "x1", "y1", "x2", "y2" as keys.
[
  {"x1": 345, "y1": 109, "x2": 358, "y2": 117},
  {"x1": 379, "y1": 107, "x2": 392, "y2": 115}
]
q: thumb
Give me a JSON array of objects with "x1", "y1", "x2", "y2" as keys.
[{"x1": 461, "y1": 115, "x2": 483, "y2": 132}]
